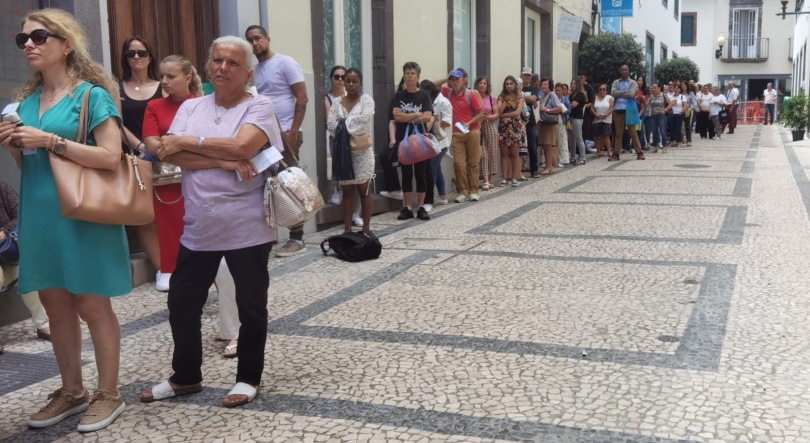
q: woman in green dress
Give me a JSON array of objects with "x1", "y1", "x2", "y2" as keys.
[{"x1": 0, "y1": 8, "x2": 128, "y2": 433}]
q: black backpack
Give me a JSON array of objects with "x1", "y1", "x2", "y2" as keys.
[{"x1": 320, "y1": 231, "x2": 382, "y2": 262}]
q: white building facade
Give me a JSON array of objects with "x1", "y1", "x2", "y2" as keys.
[
  {"x1": 790, "y1": 0, "x2": 810, "y2": 96},
  {"x1": 614, "y1": 0, "x2": 683, "y2": 85}
]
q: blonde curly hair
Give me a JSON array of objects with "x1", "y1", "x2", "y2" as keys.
[{"x1": 13, "y1": 8, "x2": 119, "y2": 102}]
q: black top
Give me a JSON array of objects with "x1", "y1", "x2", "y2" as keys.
[
  {"x1": 570, "y1": 92, "x2": 587, "y2": 119},
  {"x1": 390, "y1": 89, "x2": 433, "y2": 143},
  {"x1": 522, "y1": 86, "x2": 539, "y2": 126},
  {"x1": 584, "y1": 84, "x2": 596, "y2": 110},
  {"x1": 119, "y1": 80, "x2": 163, "y2": 141}
]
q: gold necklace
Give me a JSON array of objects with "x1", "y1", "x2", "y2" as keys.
[{"x1": 44, "y1": 81, "x2": 72, "y2": 104}]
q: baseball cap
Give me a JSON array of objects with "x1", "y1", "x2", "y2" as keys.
[
  {"x1": 521, "y1": 67, "x2": 532, "y2": 75},
  {"x1": 448, "y1": 69, "x2": 465, "y2": 79}
]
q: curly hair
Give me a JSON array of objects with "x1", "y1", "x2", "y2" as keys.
[
  {"x1": 13, "y1": 8, "x2": 119, "y2": 102},
  {"x1": 161, "y1": 55, "x2": 203, "y2": 97}
]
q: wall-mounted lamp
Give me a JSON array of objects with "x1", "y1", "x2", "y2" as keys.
[
  {"x1": 779, "y1": 0, "x2": 810, "y2": 19},
  {"x1": 716, "y1": 33, "x2": 726, "y2": 59}
]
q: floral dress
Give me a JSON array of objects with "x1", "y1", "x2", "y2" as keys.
[
  {"x1": 498, "y1": 93, "x2": 523, "y2": 148},
  {"x1": 326, "y1": 94, "x2": 376, "y2": 185}
]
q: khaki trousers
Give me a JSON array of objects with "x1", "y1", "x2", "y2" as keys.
[
  {"x1": 451, "y1": 130, "x2": 482, "y2": 196},
  {"x1": 1, "y1": 265, "x2": 49, "y2": 329},
  {"x1": 612, "y1": 111, "x2": 642, "y2": 155}
]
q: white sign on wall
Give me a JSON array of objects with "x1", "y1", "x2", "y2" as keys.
[{"x1": 556, "y1": 14, "x2": 584, "y2": 43}]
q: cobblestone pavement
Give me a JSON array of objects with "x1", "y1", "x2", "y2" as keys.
[{"x1": 2, "y1": 125, "x2": 809, "y2": 442}]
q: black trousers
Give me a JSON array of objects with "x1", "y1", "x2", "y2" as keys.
[
  {"x1": 401, "y1": 159, "x2": 431, "y2": 194},
  {"x1": 168, "y1": 242, "x2": 272, "y2": 387},
  {"x1": 381, "y1": 148, "x2": 402, "y2": 193},
  {"x1": 696, "y1": 111, "x2": 715, "y2": 139}
]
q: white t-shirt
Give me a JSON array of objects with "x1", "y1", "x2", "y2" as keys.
[
  {"x1": 254, "y1": 54, "x2": 306, "y2": 131},
  {"x1": 763, "y1": 89, "x2": 777, "y2": 105},
  {"x1": 432, "y1": 94, "x2": 453, "y2": 150},
  {"x1": 710, "y1": 94, "x2": 727, "y2": 116},
  {"x1": 697, "y1": 92, "x2": 712, "y2": 111},
  {"x1": 668, "y1": 93, "x2": 687, "y2": 114},
  {"x1": 726, "y1": 87, "x2": 740, "y2": 104}
]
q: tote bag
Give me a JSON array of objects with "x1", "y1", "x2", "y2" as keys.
[
  {"x1": 398, "y1": 121, "x2": 438, "y2": 165},
  {"x1": 625, "y1": 100, "x2": 641, "y2": 126}
]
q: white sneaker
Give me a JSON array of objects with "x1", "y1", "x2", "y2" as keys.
[
  {"x1": 499, "y1": 179, "x2": 508, "y2": 187},
  {"x1": 455, "y1": 195, "x2": 468, "y2": 203},
  {"x1": 329, "y1": 189, "x2": 341, "y2": 205},
  {"x1": 511, "y1": 179, "x2": 519, "y2": 187},
  {"x1": 422, "y1": 204, "x2": 434, "y2": 213},
  {"x1": 469, "y1": 194, "x2": 480, "y2": 202},
  {"x1": 380, "y1": 191, "x2": 404, "y2": 200},
  {"x1": 434, "y1": 199, "x2": 448, "y2": 206},
  {"x1": 352, "y1": 212, "x2": 363, "y2": 227},
  {"x1": 586, "y1": 148, "x2": 596, "y2": 154},
  {"x1": 155, "y1": 272, "x2": 170, "y2": 292}
]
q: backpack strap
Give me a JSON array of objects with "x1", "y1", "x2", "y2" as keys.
[{"x1": 464, "y1": 89, "x2": 475, "y2": 115}]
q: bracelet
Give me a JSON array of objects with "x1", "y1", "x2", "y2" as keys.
[
  {"x1": 198, "y1": 136, "x2": 206, "y2": 154},
  {"x1": 46, "y1": 133, "x2": 56, "y2": 152},
  {"x1": 136, "y1": 141, "x2": 145, "y2": 152}
]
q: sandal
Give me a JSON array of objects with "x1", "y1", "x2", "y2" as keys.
[
  {"x1": 516, "y1": 175, "x2": 528, "y2": 181},
  {"x1": 531, "y1": 173, "x2": 541, "y2": 178},
  {"x1": 222, "y1": 382, "x2": 259, "y2": 408},
  {"x1": 223, "y1": 340, "x2": 238, "y2": 359},
  {"x1": 539, "y1": 169, "x2": 553, "y2": 175},
  {"x1": 482, "y1": 182, "x2": 491, "y2": 190},
  {"x1": 140, "y1": 380, "x2": 203, "y2": 403}
]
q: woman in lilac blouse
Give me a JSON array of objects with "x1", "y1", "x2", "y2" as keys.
[{"x1": 139, "y1": 36, "x2": 283, "y2": 409}]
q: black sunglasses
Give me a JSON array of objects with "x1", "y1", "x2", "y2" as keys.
[
  {"x1": 598, "y1": 88, "x2": 607, "y2": 91},
  {"x1": 332, "y1": 74, "x2": 345, "y2": 81},
  {"x1": 125, "y1": 50, "x2": 150, "y2": 58},
  {"x1": 15, "y1": 29, "x2": 63, "y2": 49}
]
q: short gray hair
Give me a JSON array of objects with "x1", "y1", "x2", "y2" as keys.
[{"x1": 207, "y1": 36, "x2": 257, "y2": 87}]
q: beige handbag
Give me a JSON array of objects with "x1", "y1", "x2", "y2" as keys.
[
  {"x1": 49, "y1": 85, "x2": 154, "y2": 226},
  {"x1": 350, "y1": 132, "x2": 372, "y2": 151}
]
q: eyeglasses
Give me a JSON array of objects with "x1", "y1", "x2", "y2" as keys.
[
  {"x1": 15, "y1": 29, "x2": 63, "y2": 49},
  {"x1": 124, "y1": 50, "x2": 150, "y2": 58},
  {"x1": 332, "y1": 74, "x2": 345, "y2": 81}
]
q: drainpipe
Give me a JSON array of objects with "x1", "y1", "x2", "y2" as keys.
[{"x1": 259, "y1": 0, "x2": 268, "y2": 29}]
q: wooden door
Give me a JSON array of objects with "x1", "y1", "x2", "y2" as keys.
[{"x1": 107, "y1": 0, "x2": 219, "y2": 79}]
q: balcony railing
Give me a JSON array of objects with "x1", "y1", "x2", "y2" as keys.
[{"x1": 720, "y1": 38, "x2": 769, "y2": 63}]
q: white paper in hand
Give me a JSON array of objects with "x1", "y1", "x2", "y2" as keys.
[
  {"x1": 236, "y1": 146, "x2": 283, "y2": 181},
  {"x1": 2, "y1": 103, "x2": 20, "y2": 116}
]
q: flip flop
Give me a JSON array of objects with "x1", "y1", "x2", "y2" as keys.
[
  {"x1": 223, "y1": 342, "x2": 238, "y2": 359},
  {"x1": 140, "y1": 380, "x2": 203, "y2": 403},
  {"x1": 222, "y1": 382, "x2": 259, "y2": 408}
]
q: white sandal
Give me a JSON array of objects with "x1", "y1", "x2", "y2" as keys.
[
  {"x1": 223, "y1": 341, "x2": 238, "y2": 359},
  {"x1": 223, "y1": 382, "x2": 259, "y2": 408},
  {"x1": 140, "y1": 380, "x2": 202, "y2": 403}
]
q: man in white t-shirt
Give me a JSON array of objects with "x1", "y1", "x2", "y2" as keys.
[
  {"x1": 245, "y1": 25, "x2": 310, "y2": 257},
  {"x1": 763, "y1": 83, "x2": 777, "y2": 125},
  {"x1": 725, "y1": 81, "x2": 739, "y2": 134}
]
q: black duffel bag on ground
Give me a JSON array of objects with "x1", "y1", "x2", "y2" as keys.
[{"x1": 320, "y1": 231, "x2": 381, "y2": 262}]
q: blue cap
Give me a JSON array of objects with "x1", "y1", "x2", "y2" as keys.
[{"x1": 448, "y1": 69, "x2": 465, "y2": 79}]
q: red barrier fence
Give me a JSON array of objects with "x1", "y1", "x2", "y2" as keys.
[{"x1": 738, "y1": 101, "x2": 765, "y2": 125}]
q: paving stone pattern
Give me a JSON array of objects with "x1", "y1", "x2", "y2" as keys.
[{"x1": 3, "y1": 126, "x2": 810, "y2": 442}]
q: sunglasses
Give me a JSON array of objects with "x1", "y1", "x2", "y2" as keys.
[
  {"x1": 125, "y1": 50, "x2": 150, "y2": 58},
  {"x1": 599, "y1": 88, "x2": 607, "y2": 91},
  {"x1": 332, "y1": 74, "x2": 345, "y2": 81},
  {"x1": 15, "y1": 29, "x2": 63, "y2": 49}
]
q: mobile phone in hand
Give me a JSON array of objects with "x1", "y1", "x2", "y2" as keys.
[{"x1": 2, "y1": 112, "x2": 23, "y2": 127}]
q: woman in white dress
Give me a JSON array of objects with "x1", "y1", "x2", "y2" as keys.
[{"x1": 327, "y1": 68, "x2": 375, "y2": 234}]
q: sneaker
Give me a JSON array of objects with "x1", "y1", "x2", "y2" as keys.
[
  {"x1": 586, "y1": 148, "x2": 596, "y2": 154},
  {"x1": 380, "y1": 191, "x2": 404, "y2": 200},
  {"x1": 637, "y1": 153, "x2": 646, "y2": 160},
  {"x1": 155, "y1": 272, "x2": 170, "y2": 292},
  {"x1": 77, "y1": 389, "x2": 126, "y2": 433},
  {"x1": 434, "y1": 199, "x2": 449, "y2": 206},
  {"x1": 455, "y1": 195, "x2": 468, "y2": 203},
  {"x1": 397, "y1": 207, "x2": 414, "y2": 220},
  {"x1": 578, "y1": 160, "x2": 586, "y2": 165},
  {"x1": 469, "y1": 194, "x2": 480, "y2": 202},
  {"x1": 608, "y1": 154, "x2": 620, "y2": 161},
  {"x1": 352, "y1": 212, "x2": 363, "y2": 227},
  {"x1": 422, "y1": 204, "x2": 434, "y2": 213},
  {"x1": 416, "y1": 206, "x2": 430, "y2": 220},
  {"x1": 29, "y1": 388, "x2": 89, "y2": 429},
  {"x1": 511, "y1": 179, "x2": 519, "y2": 187},
  {"x1": 275, "y1": 240, "x2": 307, "y2": 257},
  {"x1": 499, "y1": 179, "x2": 508, "y2": 187},
  {"x1": 329, "y1": 189, "x2": 341, "y2": 205}
]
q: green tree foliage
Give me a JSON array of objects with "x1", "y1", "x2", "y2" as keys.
[
  {"x1": 654, "y1": 57, "x2": 700, "y2": 85},
  {"x1": 578, "y1": 33, "x2": 646, "y2": 86}
]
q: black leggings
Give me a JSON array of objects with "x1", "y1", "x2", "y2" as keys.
[{"x1": 400, "y1": 160, "x2": 432, "y2": 194}]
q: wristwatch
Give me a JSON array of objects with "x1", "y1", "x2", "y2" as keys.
[
  {"x1": 53, "y1": 137, "x2": 67, "y2": 155},
  {"x1": 198, "y1": 136, "x2": 206, "y2": 154}
]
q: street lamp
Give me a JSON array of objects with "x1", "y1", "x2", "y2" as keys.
[
  {"x1": 716, "y1": 33, "x2": 726, "y2": 59},
  {"x1": 778, "y1": 0, "x2": 810, "y2": 19}
]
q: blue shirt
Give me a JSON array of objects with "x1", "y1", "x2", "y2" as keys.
[{"x1": 614, "y1": 79, "x2": 631, "y2": 111}]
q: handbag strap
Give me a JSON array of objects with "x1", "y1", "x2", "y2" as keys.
[
  {"x1": 76, "y1": 85, "x2": 96, "y2": 144},
  {"x1": 276, "y1": 116, "x2": 298, "y2": 167}
]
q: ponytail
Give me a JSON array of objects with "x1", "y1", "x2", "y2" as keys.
[{"x1": 188, "y1": 65, "x2": 203, "y2": 97}]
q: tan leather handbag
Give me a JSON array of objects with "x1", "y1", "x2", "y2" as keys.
[{"x1": 49, "y1": 85, "x2": 154, "y2": 226}]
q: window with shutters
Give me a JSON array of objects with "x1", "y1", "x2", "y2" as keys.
[{"x1": 681, "y1": 13, "x2": 696, "y2": 46}]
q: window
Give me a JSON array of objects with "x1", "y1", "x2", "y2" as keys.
[
  {"x1": 731, "y1": 8, "x2": 760, "y2": 59},
  {"x1": 453, "y1": 0, "x2": 474, "y2": 75},
  {"x1": 323, "y1": 0, "x2": 365, "y2": 92},
  {"x1": 525, "y1": 8, "x2": 541, "y2": 74},
  {"x1": 661, "y1": 44, "x2": 668, "y2": 62},
  {"x1": 673, "y1": 52, "x2": 678, "y2": 58},
  {"x1": 674, "y1": 0, "x2": 679, "y2": 18},
  {"x1": 662, "y1": 0, "x2": 668, "y2": 8},
  {"x1": 646, "y1": 34, "x2": 655, "y2": 83},
  {"x1": 681, "y1": 13, "x2": 696, "y2": 46}
]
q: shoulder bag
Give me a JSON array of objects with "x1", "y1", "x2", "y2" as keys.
[
  {"x1": 0, "y1": 228, "x2": 19, "y2": 267},
  {"x1": 320, "y1": 231, "x2": 382, "y2": 262},
  {"x1": 265, "y1": 118, "x2": 325, "y2": 228},
  {"x1": 49, "y1": 85, "x2": 154, "y2": 226},
  {"x1": 537, "y1": 94, "x2": 559, "y2": 125},
  {"x1": 398, "y1": 120, "x2": 438, "y2": 165},
  {"x1": 430, "y1": 101, "x2": 448, "y2": 141}
]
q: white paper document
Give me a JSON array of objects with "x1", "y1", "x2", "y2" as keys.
[
  {"x1": 236, "y1": 146, "x2": 283, "y2": 181},
  {"x1": 455, "y1": 122, "x2": 470, "y2": 134},
  {"x1": 1, "y1": 103, "x2": 20, "y2": 116}
]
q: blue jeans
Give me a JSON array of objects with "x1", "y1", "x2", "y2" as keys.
[
  {"x1": 765, "y1": 103, "x2": 775, "y2": 124},
  {"x1": 430, "y1": 147, "x2": 447, "y2": 197},
  {"x1": 525, "y1": 125, "x2": 539, "y2": 173},
  {"x1": 650, "y1": 114, "x2": 668, "y2": 147},
  {"x1": 668, "y1": 113, "x2": 684, "y2": 143}
]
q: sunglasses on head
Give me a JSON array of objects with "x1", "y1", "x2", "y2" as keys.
[
  {"x1": 15, "y1": 29, "x2": 63, "y2": 49},
  {"x1": 125, "y1": 50, "x2": 150, "y2": 58},
  {"x1": 332, "y1": 74, "x2": 345, "y2": 81}
]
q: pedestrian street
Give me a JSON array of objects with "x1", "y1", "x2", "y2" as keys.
[{"x1": 2, "y1": 124, "x2": 810, "y2": 442}]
